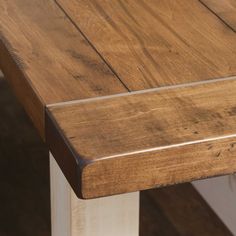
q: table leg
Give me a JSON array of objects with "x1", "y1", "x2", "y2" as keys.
[{"x1": 50, "y1": 153, "x2": 140, "y2": 236}]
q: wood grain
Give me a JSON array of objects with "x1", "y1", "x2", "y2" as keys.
[
  {"x1": 2, "y1": 0, "x2": 236, "y2": 199},
  {"x1": 0, "y1": 0, "x2": 127, "y2": 138},
  {"x1": 0, "y1": 77, "x2": 231, "y2": 235},
  {"x1": 57, "y1": 0, "x2": 236, "y2": 90},
  {"x1": 47, "y1": 78, "x2": 236, "y2": 198},
  {"x1": 200, "y1": 0, "x2": 236, "y2": 31}
]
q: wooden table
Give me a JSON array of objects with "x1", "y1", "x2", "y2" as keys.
[{"x1": 1, "y1": 0, "x2": 236, "y2": 235}]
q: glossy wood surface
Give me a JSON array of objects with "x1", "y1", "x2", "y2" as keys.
[
  {"x1": 0, "y1": 76, "x2": 231, "y2": 235},
  {"x1": 0, "y1": 0, "x2": 127, "y2": 137},
  {"x1": 48, "y1": 78, "x2": 236, "y2": 161},
  {"x1": 47, "y1": 77, "x2": 236, "y2": 198},
  {"x1": 201, "y1": 0, "x2": 236, "y2": 31},
  {"x1": 1, "y1": 0, "x2": 236, "y2": 198},
  {"x1": 57, "y1": 0, "x2": 236, "y2": 90}
]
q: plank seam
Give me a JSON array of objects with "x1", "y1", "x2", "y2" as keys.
[
  {"x1": 199, "y1": 0, "x2": 236, "y2": 33},
  {"x1": 47, "y1": 75, "x2": 236, "y2": 108},
  {"x1": 93, "y1": 134, "x2": 236, "y2": 161},
  {"x1": 53, "y1": 0, "x2": 131, "y2": 92}
]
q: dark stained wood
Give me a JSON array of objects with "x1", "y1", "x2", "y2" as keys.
[
  {"x1": 57, "y1": 0, "x2": 236, "y2": 90},
  {"x1": 141, "y1": 184, "x2": 233, "y2": 236},
  {"x1": 200, "y1": 0, "x2": 236, "y2": 31},
  {"x1": 140, "y1": 192, "x2": 180, "y2": 236},
  {"x1": 47, "y1": 78, "x2": 236, "y2": 198},
  {"x1": 0, "y1": 0, "x2": 127, "y2": 138},
  {"x1": 0, "y1": 70, "x2": 3, "y2": 78},
  {"x1": 46, "y1": 106, "x2": 81, "y2": 197},
  {"x1": 0, "y1": 41, "x2": 45, "y2": 138}
]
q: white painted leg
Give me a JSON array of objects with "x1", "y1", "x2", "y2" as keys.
[{"x1": 50, "y1": 153, "x2": 140, "y2": 236}]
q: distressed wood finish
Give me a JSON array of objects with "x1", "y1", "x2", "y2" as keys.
[
  {"x1": 0, "y1": 0, "x2": 127, "y2": 137},
  {"x1": 47, "y1": 77, "x2": 236, "y2": 198},
  {"x1": 1, "y1": 0, "x2": 236, "y2": 200},
  {"x1": 200, "y1": 0, "x2": 236, "y2": 31},
  {"x1": 57, "y1": 0, "x2": 236, "y2": 90}
]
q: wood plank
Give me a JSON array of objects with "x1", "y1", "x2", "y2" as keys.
[
  {"x1": 2, "y1": 0, "x2": 236, "y2": 201},
  {"x1": 46, "y1": 77, "x2": 236, "y2": 198},
  {"x1": 0, "y1": 0, "x2": 127, "y2": 138},
  {"x1": 57, "y1": 0, "x2": 236, "y2": 90},
  {"x1": 200, "y1": 0, "x2": 236, "y2": 31},
  {"x1": 0, "y1": 77, "x2": 232, "y2": 235}
]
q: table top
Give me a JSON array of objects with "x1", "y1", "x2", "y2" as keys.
[{"x1": 1, "y1": 0, "x2": 236, "y2": 199}]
